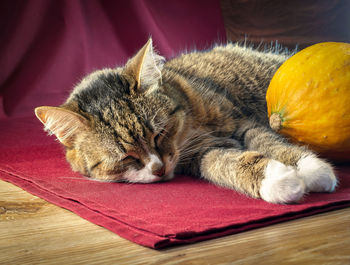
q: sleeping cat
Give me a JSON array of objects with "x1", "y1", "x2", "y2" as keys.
[{"x1": 35, "y1": 38, "x2": 337, "y2": 204}]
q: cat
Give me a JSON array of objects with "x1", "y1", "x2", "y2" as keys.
[{"x1": 35, "y1": 38, "x2": 337, "y2": 204}]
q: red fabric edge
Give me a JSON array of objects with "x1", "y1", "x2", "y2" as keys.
[
  {"x1": 0, "y1": 169, "x2": 168, "y2": 248},
  {"x1": 2, "y1": 168, "x2": 349, "y2": 249}
]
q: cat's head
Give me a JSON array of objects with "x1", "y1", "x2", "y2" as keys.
[{"x1": 35, "y1": 39, "x2": 186, "y2": 183}]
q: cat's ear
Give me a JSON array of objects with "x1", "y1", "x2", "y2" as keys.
[
  {"x1": 123, "y1": 38, "x2": 165, "y2": 91},
  {"x1": 35, "y1": 106, "x2": 89, "y2": 147}
]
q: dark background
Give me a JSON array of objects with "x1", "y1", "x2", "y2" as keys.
[{"x1": 221, "y1": 0, "x2": 350, "y2": 49}]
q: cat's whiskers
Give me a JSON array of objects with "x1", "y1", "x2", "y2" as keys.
[
  {"x1": 152, "y1": 116, "x2": 169, "y2": 133},
  {"x1": 177, "y1": 129, "x2": 221, "y2": 160},
  {"x1": 148, "y1": 108, "x2": 162, "y2": 125},
  {"x1": 180, "y1": 129, "x2": 217, "y2": 147}
]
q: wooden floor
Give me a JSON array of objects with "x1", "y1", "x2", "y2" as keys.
[{"x1": 1, "y1": 179, "x2": 349, "y2": 265}]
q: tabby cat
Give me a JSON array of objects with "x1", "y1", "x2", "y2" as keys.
[{"x1": 35, "y1": 39, "x2": 337, "y2": 204}]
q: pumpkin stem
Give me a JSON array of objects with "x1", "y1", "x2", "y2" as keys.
[{"x1": 270, "y1": 113, "x2": 282, "y2": 131}]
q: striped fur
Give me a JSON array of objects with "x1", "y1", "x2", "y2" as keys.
[{"x1": 35, "y1": 39, "x2": 337, "y2": 203}]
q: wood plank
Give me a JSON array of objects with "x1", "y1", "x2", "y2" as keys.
[{"x1": 1, "y1": 179, "x2": 349, "y2": 265}]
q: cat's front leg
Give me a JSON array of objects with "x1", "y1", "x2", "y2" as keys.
[
  {"x1": 243, "y1": 126, "x2": 337, "y2": 194},
  {"x1": 200, "y1": 148, "x2": 305, "y2": 204}
]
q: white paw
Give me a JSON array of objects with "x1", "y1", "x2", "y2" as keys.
[
  {"x1": 297, "y1": 155, "x2": 337, "y2": 192},
  {"x1": 260, "y1": 160, "x2": 305, "y2": 204}
]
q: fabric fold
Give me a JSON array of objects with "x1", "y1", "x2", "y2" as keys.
[
  {"x1": 1, "y1": 0, "x2": 349, "y2": 249},
  {"x1": 1, "y1": 117, "x2": 350, "y2": 248}
]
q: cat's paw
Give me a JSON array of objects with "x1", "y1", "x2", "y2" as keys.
[
  {"x1": 260, "y1": 160, "x2": 305, "y2": 204},
  {"x1": 297, "y1": 155, "x2": 337, "y2": 192}
]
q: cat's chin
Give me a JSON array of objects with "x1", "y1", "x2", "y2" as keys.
[
  {"x1": 124, "y1": 171, "x2": 175, "y2": 184},
  {"x1": 122, "y1": 171, "x2": 161, "y2": 183},
  {"x1": 121, "y1": 169, "x2": 175, "y2": 184},
  {"x1": 87, "y1": 168, "x2": 175, "y2": 184}
]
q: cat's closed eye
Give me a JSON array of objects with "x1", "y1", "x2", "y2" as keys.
[
  {"x1": 90, "y1": 161, "x2": 102, "y2": 172},
  {"x1": 120, "y1": 153, "x2": 141, "y2": 164}
]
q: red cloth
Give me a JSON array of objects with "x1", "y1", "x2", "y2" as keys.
[
  {"x1": 1, "y1": 0, "x2": 349, "y2": 249},
  {"x1": 1, "y1": 117, "x2": 350, "y2": 248}
]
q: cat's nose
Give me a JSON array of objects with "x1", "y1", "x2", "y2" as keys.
[{"x1": 153, "y1": 166, "x2": 165, "y2": 177}]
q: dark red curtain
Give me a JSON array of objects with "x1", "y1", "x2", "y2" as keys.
[{"x1": 0, "y1": 0, "x2": 225, "y2": 118}]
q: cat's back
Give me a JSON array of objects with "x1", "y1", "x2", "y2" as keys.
[
  {"x1": 164, "y1": 43, "x2": 288, "y2": 89},
  {"x1": 163, "y1": 43, "x2": 290, "y2": 121}
]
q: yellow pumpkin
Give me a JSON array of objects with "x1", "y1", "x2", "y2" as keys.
[{"x1": 266, "y1": 42, "x2": 350, "y2": 161}]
